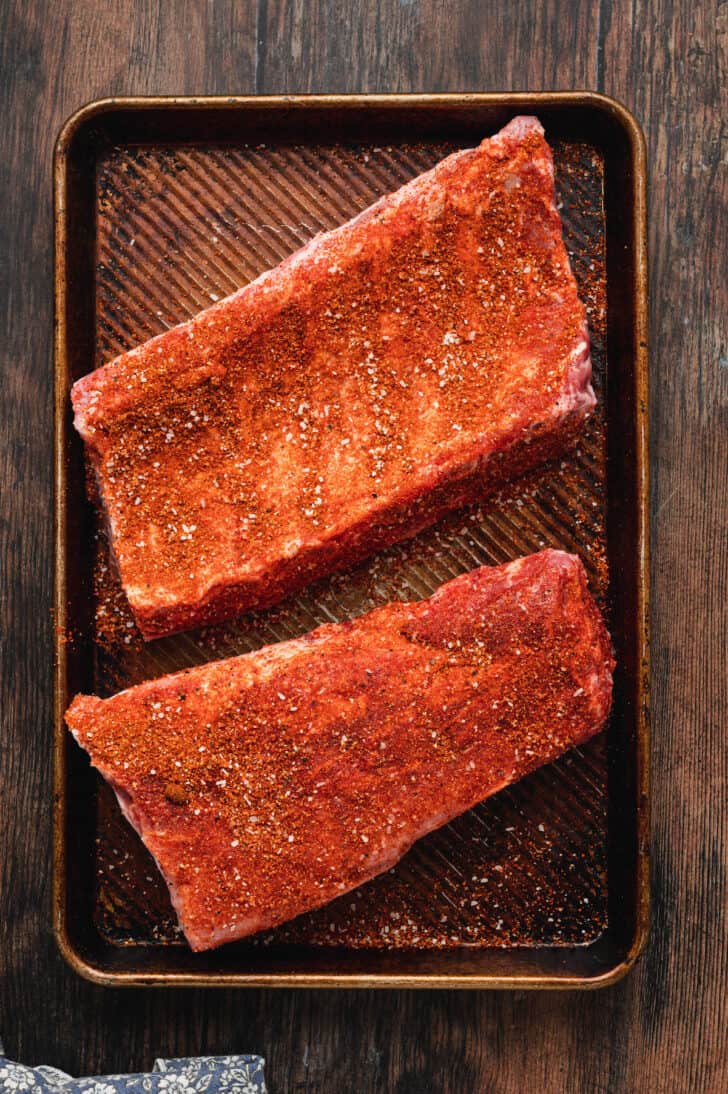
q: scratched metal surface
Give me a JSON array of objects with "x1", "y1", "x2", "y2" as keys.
[{"x1": 88, "y1": 135, "x2": 608, "y2": 950}]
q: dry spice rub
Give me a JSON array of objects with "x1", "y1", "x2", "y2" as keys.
[
  {"x1": 66, "y1": 550, "x2": 614, "y2": 952},
  {"x1": 72, "y1": 116, "x2": 594, "y2": 639}
]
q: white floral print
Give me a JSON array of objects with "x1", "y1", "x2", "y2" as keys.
[
  {"x1": 1, "y1": 1065, "x2": 40, "y2": 1093},
  {"x1": 0, "y1": 1055, "x2": 266, "y2": 1094},
  {"x1": 214, "y1": 1074, "x2": 260, "y2": 1094},
  {"x1": 158, "y1": 1077, "x2": 195, "y2": 1094}
]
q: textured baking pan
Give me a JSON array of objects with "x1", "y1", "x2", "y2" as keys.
[{"x1": 54, "y1": 93, "x2": 649, "y2": 987}]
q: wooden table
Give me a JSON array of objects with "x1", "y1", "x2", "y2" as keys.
[{"x1": 1, "y1": 2, "x2": 725, "y2": 1091}]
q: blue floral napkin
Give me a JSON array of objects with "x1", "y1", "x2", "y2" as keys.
[{"x1": 0, "y1": 1046, "x2": 266, "y2": 1093}]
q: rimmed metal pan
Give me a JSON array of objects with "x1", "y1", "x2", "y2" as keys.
[{"x1": 54, "y1": 92, "x2": 649, "y2": 987}]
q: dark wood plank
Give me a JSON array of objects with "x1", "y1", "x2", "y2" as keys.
[
  {"x1": 601, "y1": 1, "x2": 728, "y2": 1090},
  {"x1": 259, "y1": 0, "x2": 601, "y2": 93},
  {"x1": 1, "y1": 1, "x2": 725, "y2": 1092}
]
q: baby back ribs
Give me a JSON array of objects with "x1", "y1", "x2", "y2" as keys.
[
  {"x1": 72, "y1": 116, "x2": 593, "y2": 638},
  {"x1": 66, "y1": 550, "x2": 613, "y2": 951}
]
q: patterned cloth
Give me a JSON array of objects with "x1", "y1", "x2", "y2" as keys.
[{"x1": 0, "y1": 1048, "x2": 266, "y2": 1094}]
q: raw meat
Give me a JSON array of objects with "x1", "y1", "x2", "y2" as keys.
[
  {"x1": 72, "y1": 115, "x2": 594, "y2": 639},
  {"x1": 65, "y1": 549, "x2": 613, "y2": 952}
]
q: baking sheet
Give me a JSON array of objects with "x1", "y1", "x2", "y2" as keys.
[{"x1": 54, "y1": 94, "x2": 648, "y2": 986}]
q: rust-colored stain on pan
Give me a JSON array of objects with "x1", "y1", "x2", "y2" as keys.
[{"x1": 54, "y1": 94, "x2": 649, "y2": 988}]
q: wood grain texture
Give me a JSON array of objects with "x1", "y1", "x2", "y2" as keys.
[{"x1": 0, "y1": 1, "x2": 725, "y2": 1092}]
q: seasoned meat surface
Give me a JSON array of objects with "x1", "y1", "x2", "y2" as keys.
[
  {"x1": 66, "y1": 550, "x2": 613, "y2": 952},
  {"x1": 72, "y1": 116, "x2": 594, "y2": 639}
]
